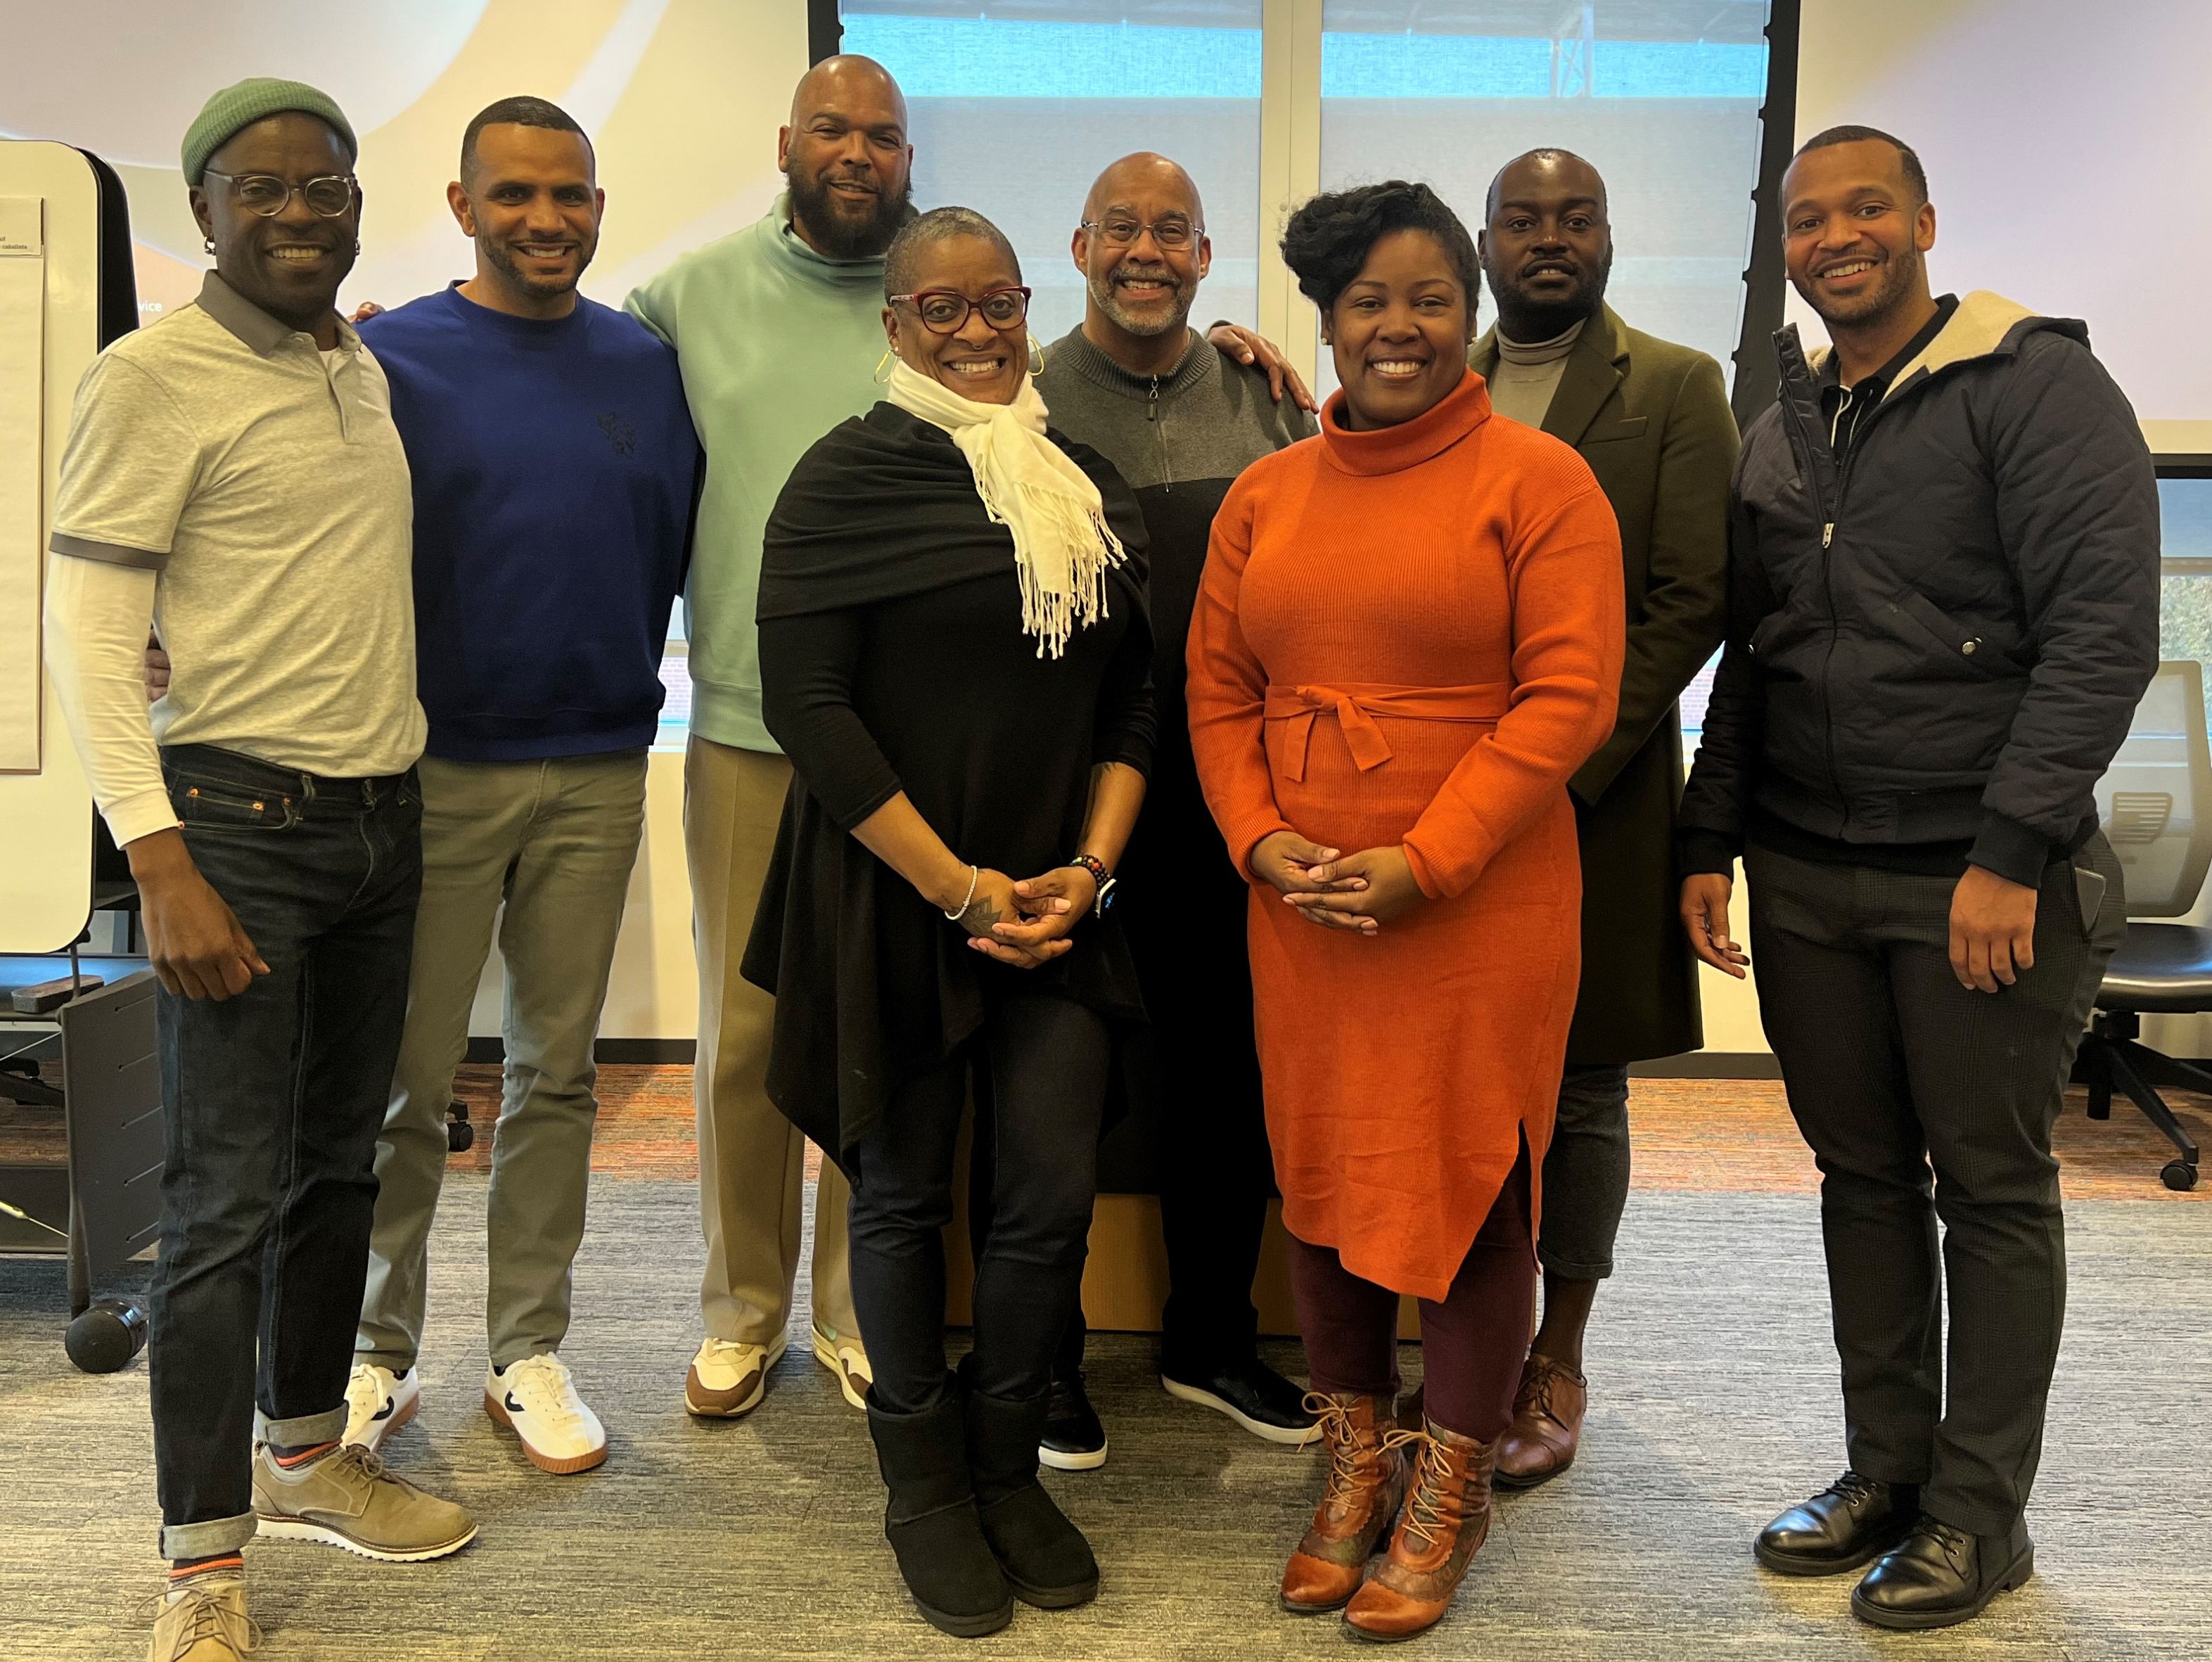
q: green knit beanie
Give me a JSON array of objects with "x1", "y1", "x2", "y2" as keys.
[{"x1": 181, "y1": 78, "x2": 357, "y2": 186}]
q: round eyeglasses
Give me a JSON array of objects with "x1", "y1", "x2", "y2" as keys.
[
  {"x1": 1080, "y1": 217, "x2": 1202, "y2": 250},
  {"x1": 203, "y1": 170, "x2": 359, "y2": 219},
  {"x1": 889, "y1": 286, "x2": 1033, "y2": 335}
]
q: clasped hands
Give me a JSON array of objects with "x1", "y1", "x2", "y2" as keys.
[
  {"x1": 942, "y1": 864, "x2": 1099, "y2": 969},
  {"x1": 1249, "y1": 831, "x2": 1425, "y2": 934}
]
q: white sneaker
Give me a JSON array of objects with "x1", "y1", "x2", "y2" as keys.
[
  {"x1": 811, "y1": 1324, "x2": 874, "y2": 1412},
  {"x1": 485, "y1": 1354, "x2": 607, "y2": 1474},
  {"x1": 684, "y1": 1333, "x2": 788, "y2": 1418},
  {"x1": 343, "y1": 1362, "x2": 419, "y2": 1452}
]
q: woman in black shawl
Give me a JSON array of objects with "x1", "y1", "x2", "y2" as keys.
[{"x1": 743, "y1": 207, "x2": 1151, "y2": 1638}]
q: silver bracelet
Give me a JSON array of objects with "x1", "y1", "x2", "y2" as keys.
[{"x1": 942, "y1": 863, "x2": 979, "y2": 920}]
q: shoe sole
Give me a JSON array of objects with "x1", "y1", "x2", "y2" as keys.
[
  {"x1": 810, "y1": 1329, "x2": 870, "y2": 1412},
  {"x1": 913, "y1": 1595, "x2": 1016, "y2": 1638},
  {"x1": 1850, "y1": 1547, "x2": 2034, "y2": 1630},
  {"x1": 1280, "y1": 1591, "x2": 1356, "y2": 1615},
  {"x1": 1754, "y1": 1529, "x2": 1912, "y2": 1578},
  {"x1": 1161, "y1": 1375, "x2": 1322, "y2": 1446},
  {"x1": 685, "y1": 1334, "x2": 788, "y2": 1418},
  {"x1": 351, "y1": 1389, "x2": 418, "y2": 1453},
  {"x1": 1038, "y1": 1440, "x2": 1108, "y2": 1472},
  {"x1": 1492, "y1": 1457, "x2": 1571, "y2": 1492},
  {"x1": 484, "y1": 1391, "x2": 608, "y2": 1475},
  {"x1": 1006, "y1": 1572, "x2": 1099, "y2": 1611},
  {"x1": 255, "y1": 1515, "x2": 478, "y2": 1562}
]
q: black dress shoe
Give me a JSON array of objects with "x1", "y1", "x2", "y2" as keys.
[
  {"x1": 1754, "y1": 1471, "x2": 1921, "y2": 1575},
  {"x1": 1853, "y1": 1516, "x2": 2033, "y2": 1630},
  {"x1": 1037, "y1": 1368, "x2": 1106, "y2": 1472},
  {"x1": 1160, "y1": 1355, "x2": 1320, "y2": 1445}
]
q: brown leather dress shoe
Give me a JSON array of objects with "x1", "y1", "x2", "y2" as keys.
[
  {"x1": 1494, "y1": 1353, "x2": 1586, "y2": 1490},
  {"x1": 1279, "y1": 1393, "x2": 1407, "y2": 1614},
  {"x1": 1342, "y1": 1417, "x2": 1497, "y2": 1642}
]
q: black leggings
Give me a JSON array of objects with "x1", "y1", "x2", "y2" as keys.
[{"x1": 848, "y1": 990, "x2": 1111, "y2": 1414}]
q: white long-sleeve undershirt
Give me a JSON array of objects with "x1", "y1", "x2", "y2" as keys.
[{"x1": 42, "y1": 552, "x2": 179, "y2": 848}]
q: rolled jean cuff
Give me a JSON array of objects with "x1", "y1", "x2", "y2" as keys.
[
  {"x1": 1535, "y1": 1245, "x2": 1614, "y2": 1281},
  {"x1": 160, "y1": 1509, "x2": 257, "y2": 1562},
  {"x1": 262, "y1": 1405, "x2": 346, "y2": 1448}
]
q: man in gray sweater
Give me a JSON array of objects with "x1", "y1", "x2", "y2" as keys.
[{"x1": 993, "y1": 152, "x2": 1314, "y2": 1468}]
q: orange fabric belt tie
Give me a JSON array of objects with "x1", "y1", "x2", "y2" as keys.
[{"x1": 1261, "y1": 682, "x2": 1511, "y2": 782}]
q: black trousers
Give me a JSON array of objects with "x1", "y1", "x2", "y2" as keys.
[
  {"x1": 849, "y1": 988, "x2": 1112, "y2": 1414},
  {"x1": 1744, "y1": 833, "x2": 2125, "y2": 1534}
]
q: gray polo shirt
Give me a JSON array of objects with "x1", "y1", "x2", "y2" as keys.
[{"x1": 49, "y1": 271, "x2": 424, "y2": 781}]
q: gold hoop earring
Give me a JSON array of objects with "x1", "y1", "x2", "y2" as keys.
[
  {"x1": 874, "y1": 349, "x2": 895, "y2": 386},
  {"x1": 1028, "y1": 333, "x2": 1047, "y2": 377}
]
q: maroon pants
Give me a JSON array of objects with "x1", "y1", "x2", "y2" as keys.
[{"x1": 1288, "y1": 1140, "x2": 1534, "y2": 1441}]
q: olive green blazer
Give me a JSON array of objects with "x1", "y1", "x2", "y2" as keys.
[{"x1": 1471, "y1": 305, "x2": 1737, "y2": 1064}]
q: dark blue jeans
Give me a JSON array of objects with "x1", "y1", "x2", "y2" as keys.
[{"x1": 149, "y1": 743, "x2": 421, "y2": 1560}]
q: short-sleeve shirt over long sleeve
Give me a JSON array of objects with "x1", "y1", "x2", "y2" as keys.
[{"x1": 49, "y1": 271, "x2": 424, "y2": 785}]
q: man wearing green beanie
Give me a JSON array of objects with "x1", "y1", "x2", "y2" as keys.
[{"x1": 43, "y1": 79, "x2": 475, "y2": 1662}]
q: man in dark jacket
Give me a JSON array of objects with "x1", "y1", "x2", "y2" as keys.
[
  {"x1": 1467, "y1": 149, "x2": 1735, "y2": 1488},
  {"x1": 1677, "y1": 127, "x2": 2156, "y2": 1631}
]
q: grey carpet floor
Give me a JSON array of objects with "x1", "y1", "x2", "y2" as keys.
[{"x1": 2, "y1": 1180, "x2": 2206, "y2": 1661}]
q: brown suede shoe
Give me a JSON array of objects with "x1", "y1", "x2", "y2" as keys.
[
  {"x1": 1342, "y1": 1417, "x2": 1497, "y2": 1642},
  {"x1": 1494, "y1": 1353, "x2": 1585, "y2": 1490},
  {"x1": 1279, "y1": 1393, "x2": 1407, "y2": 1614}
]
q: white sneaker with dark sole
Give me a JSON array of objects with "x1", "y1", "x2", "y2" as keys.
[
  {"x1": 686, "y1": 1333, "x2": 789, "y2": 1417},
  {"x1": 486, "y1": 1354, "x2": 608, "y2": 1474},
  {"x1": 343, "y1": 1361, "x2": 419, "y2": 1452}
]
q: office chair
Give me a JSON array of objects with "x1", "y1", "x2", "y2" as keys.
[{"x1": 2078, "y1": 659, "x2": 2211, "y2": 1191}]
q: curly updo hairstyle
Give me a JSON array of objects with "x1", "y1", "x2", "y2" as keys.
[{"x1": 1279, "y1": 180, "x2": 1481, "y2": 333}]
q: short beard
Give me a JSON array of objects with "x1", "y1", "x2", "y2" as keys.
[
  {"x1": 1796, "y1": 241, "x2": 1923, "y2": 331},
  {"x1": 1087, "y1": 260, "x2": 1189, "y2": 338},
  {"x1": 1485, "y1": 247, "x2": 1611, "y2": 343},
  {"x1": 786, "y1": 160, "x2": 913, "y2": 261},
  {"x1": 480, "y1": 234, "x2": 591, "y2": 299}
]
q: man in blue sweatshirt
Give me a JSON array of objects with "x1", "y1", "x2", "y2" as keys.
[{"x1": 339, "y1": 98, "x2": 697, "y2": 1476}]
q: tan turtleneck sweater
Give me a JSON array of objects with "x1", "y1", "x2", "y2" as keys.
[{"x1": 1484, "y1": 317, "x2": 1585, "y2": 429}]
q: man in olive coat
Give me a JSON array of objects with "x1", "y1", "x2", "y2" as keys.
[{"x1": 1468, "y1": 148, "x2": 1737, "y2": 1485}]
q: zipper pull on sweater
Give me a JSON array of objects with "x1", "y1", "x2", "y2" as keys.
[{"x1": 1823, "y1": 522, "x2": 1835, "y2": 549}]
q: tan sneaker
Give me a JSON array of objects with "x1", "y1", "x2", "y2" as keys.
[
  {"x1": 252, "y1": 1443, "x2": 477, "y2": 1561},
  {"x1": 811, "y1": 1324, "x2": 874, "y2": 1412},
  {"x1": 144, "y1": 1572, "x2": 258, "y2": 1661},
  {"x1": 685, "y1": 1333, "x2": 787, "y2": 1417}
]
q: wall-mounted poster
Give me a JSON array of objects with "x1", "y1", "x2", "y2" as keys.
[{"x1": 0, "y1": 194, "x2": 45, "y2": 774}]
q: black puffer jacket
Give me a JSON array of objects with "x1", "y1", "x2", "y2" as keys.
[{"x1": 1680, "y1": 291, "x2": 2159, "y2": 888}]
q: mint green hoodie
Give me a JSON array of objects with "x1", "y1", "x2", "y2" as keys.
[{"x1": 626, "y1": 197, "x2": 887, "y2": 752}]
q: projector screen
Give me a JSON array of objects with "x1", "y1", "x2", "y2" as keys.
[
  {"x1": 1794, "y1": 0, "x2": 2212, "y2": 454},
  {"x1": 0, "y1": 0, "x2": 809, "y2": 326}
]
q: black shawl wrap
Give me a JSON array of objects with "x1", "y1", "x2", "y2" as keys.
[{"x1": 741, "y1": 402, "x2": 1153, "y2": 1171}]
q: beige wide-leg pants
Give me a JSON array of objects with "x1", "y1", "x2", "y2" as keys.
[{"x1": 684, "y1": 734, "x2": 858, "y2": 1348}]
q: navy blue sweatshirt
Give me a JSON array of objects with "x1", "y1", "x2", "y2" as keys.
[{"x1": 362, "y1": 284, "x2": 698, "y2": 761}]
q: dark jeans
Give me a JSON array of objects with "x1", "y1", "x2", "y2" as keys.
[
  {"x1": 1288, "y1": 1139, "x2": 1535, "y2": 1441},
  {"x1": 849, "y1": 989, "x2": 1111, "y2": 1414},
  {"x1": 1538, "y1": 1063, "x2": 1632, "y2": 1281},
  {"x1": 149, "y1": 744, "x2": 422, "y2": 1560},
  {"x1": 1745, "y1": 834, "x2": 2126, "y2": 1535}
]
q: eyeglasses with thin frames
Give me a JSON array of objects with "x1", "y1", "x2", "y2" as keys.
[
  {"x1": 1080, "y1": 217, "x2": 1203, "y2": 250},
  {"x1": 888, "y1": 286, "x2": 1033, "y2": 335},
  {"x1": 203, "y1": 170, "x2": 359, "y2": 218}
]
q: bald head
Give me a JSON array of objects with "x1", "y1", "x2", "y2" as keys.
[
  {"x1": 781, "y1": 55, "x2": 913, "y2": 260},
  {"x1": 1083, "y1": 151, "x2": 1204, "y2": 227},
  {"x1": 1485, "y1": 148, "x2": 1607, "y2": 222}
]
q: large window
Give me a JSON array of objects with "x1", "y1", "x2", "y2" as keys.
[
  {"x1": 2159, "y1": 474, "x2": 2212, "y2": 679},
  {"x1": 840, "y1": 3, "x2": 1267, "y2": 345},
  {"x1": 1316, "y1": 1, "x2": 1771, "y2": 398}
]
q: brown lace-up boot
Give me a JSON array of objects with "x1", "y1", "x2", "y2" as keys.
[
  {"x1": 1495, "y1": 1353, "x2": 1586, "y2": 1488},
  {"x1": 1342, "y1": 1417, "x2": 1497, "y2": 1642},
  {"x1": 1279, "y1": 1393, "x2": 1407, "y2": 1613}
]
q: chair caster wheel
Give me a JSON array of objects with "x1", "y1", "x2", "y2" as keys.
[
  {"x1": 2161, "y1": 1159, "x2": 2197, "y2": 1191},
  {"x1": 66, "y1": 1299, "x2": 149, "y2": 1373},
  {"x1": 445, "y1": 1099, "x2": 475, "y2": 1153}
]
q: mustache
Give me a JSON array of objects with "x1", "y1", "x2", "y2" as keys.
[{"x1": 1113, "y1": 262, "x2": 1179, "y2": 289}]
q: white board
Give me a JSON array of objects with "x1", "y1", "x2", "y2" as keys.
[{"x1": 0, "y1": 142, "x2": 101, "y2": 951}]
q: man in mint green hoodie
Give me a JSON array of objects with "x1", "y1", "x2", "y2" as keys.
[
  {"x1": 625, "y1": 55, "x2": 910, "y2": 1421},
  {"x1": 627, "y1": 53, "x2": 1315, "y2": 1430}
]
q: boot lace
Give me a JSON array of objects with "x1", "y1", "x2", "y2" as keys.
[
  {"x1": 1305, "y1": 1392, "x2": 1369, "y2": 1504},
  {"x1": 1520, "y1": 1355, "x2": 1578, "y2": 1425},
  {"x1": 138, "y1": 1583, "x2": 262, "y2": 1660},
  {"x1": 1821, "y1": 1470, "x2": 1884, "y2": 1507},
  {"x1": 1380, "y1": 1426, "x2": 1459, "y2": 1551}
]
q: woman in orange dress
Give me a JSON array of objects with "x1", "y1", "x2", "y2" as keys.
[{"x1": 1186, "y1": 180, "x2": 1624, "y2": 1641}]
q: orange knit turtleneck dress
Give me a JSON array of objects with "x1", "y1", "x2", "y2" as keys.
[{"x1": 1186, "y1": 369, "x2": 1625, "y2": 1301}]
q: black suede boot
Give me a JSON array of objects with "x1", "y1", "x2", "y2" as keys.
[
  {"x1": 961, "y1": 1359, "x2": 1100, "y2": 1609},
  {"x1": 864, "y1": 1383, "x2": 1015, "y2": 1637}
]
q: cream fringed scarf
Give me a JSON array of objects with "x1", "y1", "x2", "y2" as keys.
[{"x1": 884, "y1": 358, "x2": 1125, "y2": 659}]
